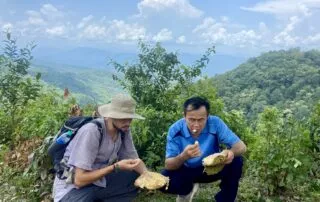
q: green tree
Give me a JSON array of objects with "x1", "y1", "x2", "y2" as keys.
[
  {"x1": 112, "y1": 41, "x2": 215, "y2": 111},
  {"x1": 0, "y1": 33, "x2": 41, "y2": 143}
]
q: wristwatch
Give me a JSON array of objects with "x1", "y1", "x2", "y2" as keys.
[{"x1": 113, "y1": 163, "x2": 120, "y2": 173}]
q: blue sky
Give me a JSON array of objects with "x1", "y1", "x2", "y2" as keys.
[{"x1": 1, "y1": 0, "x2": 320, "y2": 57}]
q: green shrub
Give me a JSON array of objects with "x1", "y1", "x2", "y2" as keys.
[{"x1": 249, "y1": 108, "x2": 313, "y2": 197}]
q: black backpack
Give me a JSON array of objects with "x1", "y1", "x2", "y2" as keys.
[{"x1": 48, "y1": 116, "x2": 103, "y2": 179}]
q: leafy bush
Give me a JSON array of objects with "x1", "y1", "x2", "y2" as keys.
[
  {"x1": 249, "y1": 108, "x2": 313, "y2": 197},
  {"x1": 16, "y1": 90, "x2": 76, "y2": 139},
  {"x1": 131, "y1": 108, "x2": 180, "y2": 169},
  {"x1": 0, "y1": 33, "x2": 41, "y2": 143}
]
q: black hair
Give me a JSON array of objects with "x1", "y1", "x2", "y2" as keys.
[{"x1": 183, "y1": 96, "x2": 210, "y2": 115}]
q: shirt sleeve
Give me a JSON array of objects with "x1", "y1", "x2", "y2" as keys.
[
  {"x1": 118, "y1": 131, "x2": 139, "y2": 160},
  {"x1": 67, "y1": 123, "x2": 101, "y2": 170},
  {"x1": 215, "y1": 117, "x2": 240, "y2": 148},
  {"x1": 165, "y1": 127, "x2": 181, "y2": 158}
]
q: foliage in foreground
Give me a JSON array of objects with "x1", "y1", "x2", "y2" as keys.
[{"x1": 0, "y1": 37, "x2": 319, "y2": 202}]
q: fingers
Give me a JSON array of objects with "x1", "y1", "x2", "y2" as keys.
[
  {"x1": 224, "y1": 151, "x2": 234, "y2": 164},
  {"x1": 119, "y1": 159, "x2": 141, "y2": 170},
  {"x1": 187, "y1": 146, "x2": 201, "y2": 158}
]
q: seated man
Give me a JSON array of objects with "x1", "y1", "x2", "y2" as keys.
[
  {"x1": 53, "y1": 94, "x2": 148, "y2": 202},
  {"x1": 161, "y1": 96, "x2": 246, "y2": 202}
]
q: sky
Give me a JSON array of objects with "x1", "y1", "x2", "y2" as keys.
[{"x1": 1, "y1": 0, "x2": 320, "y2": 58}]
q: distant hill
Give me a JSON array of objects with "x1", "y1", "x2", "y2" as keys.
[
  {"x1": 33, "y1": 46, "x2": 247, "y2": 76},
  {"x1": 29, "y1": 62, "x2": 123, "y2": 104},
  {"x1": 29, "y1": 46, "x2": 247, "y2": 105},
  {"x1": 211, "y1": 48, "x2": 320, "y2": 121}
]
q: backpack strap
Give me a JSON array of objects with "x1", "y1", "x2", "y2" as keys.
[
  {"x1": 91, "y1": 119, "x2": 104, "y2": 147},
  {"x1": 120, "y1": 131, "x2": 125, "y2": 141}
]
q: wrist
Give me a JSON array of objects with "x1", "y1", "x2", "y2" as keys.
[
  {"x1": 179, "y1": 153, "x2": 187, "y2": 162},
  {"x1": 113, "y1": 163, "x2": 120, "y2": 173}
]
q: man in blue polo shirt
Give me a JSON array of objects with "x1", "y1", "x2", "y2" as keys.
[{"x1": 162, "y1": 96, "x2": 246, "y2": 202}]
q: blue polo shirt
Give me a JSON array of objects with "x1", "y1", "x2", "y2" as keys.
[{"x1": 166, "y1": 115, "x2": 240, "y2": 168}]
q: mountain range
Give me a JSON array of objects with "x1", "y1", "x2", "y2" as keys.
[{"x1": 30, "y1": 46, "x2": 247, "y2": 104}]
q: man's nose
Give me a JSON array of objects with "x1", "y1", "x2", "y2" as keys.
[{"x1": 193, "y1": 120, "x2": 200, "y2": 126}]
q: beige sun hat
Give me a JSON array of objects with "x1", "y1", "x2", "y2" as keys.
[{"x1": 98, "y1": 94, "x2": 145, "y2": 120}]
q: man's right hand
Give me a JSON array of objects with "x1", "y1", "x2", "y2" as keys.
[
  {"x1": 116, "y1": 159, "x2": 141, "y2": 171},
  {"x1": 181, "y1": 142, "x2": 201, "y2": 160}
]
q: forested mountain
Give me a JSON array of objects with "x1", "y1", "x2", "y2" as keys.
[
  {"x1": 29, "y1": 62, "x2": 122, "y2": 104},
  {"x1": 212, "y1": 48, "x2": 320, "y2": 121}
]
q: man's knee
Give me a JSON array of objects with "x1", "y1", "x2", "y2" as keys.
[
  {"x1": 223, "y1": 156, "x2": 243, "y2": 179},
  {"x1": 60, "y1": 185, "x2": 97, "y2": 202},
  {"x1": 160, "y1": 167, "x2": 196, "y2": 195},
  {"x1": 232, "y1": 156, "x2": 243, "y2": 168}
]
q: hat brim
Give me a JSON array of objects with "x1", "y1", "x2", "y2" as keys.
[{"x1": 98, "y1": 104, "x2": 145, "y2": 120}]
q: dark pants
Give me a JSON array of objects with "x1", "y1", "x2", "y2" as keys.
[
  {"x1": 161, "y1": 156, "x2": 243, "y2": 202},
  {"x1": 60, "y1": 170, "x2": 139, "y2": 202}
]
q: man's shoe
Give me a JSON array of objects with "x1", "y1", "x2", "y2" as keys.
[{"x1": 176, "y1": 183, "x2": 199, "y2": 202}]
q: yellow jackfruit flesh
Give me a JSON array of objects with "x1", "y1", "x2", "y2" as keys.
[
  {"x1": 202, "y1": 150, "x2": 228, "y2": 175},
  {"x1": 134, "y1": 171, "x2": 170, "y2": 190}
]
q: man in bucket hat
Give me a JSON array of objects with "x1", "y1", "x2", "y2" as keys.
[{"x1": 53, "y1": 94, "x2": 148, "y2": 202}]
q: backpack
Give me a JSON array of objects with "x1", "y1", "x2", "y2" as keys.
[{"x1": 47, "y1": 116, "x2": 103, "y2": 180}]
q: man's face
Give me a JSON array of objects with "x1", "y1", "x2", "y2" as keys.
[
  {"x1": 185, "y1": 105, "x2": 208, "y2": 136},
  {"x1": 112, "y1": 118, "x2": 133, "y2": 133}
]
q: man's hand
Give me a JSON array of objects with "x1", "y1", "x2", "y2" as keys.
[
  {"x1": 181, "y1": 142, "x2": 201, "y2": 160},
  {"x1": 223, "y1": 150, "x2": 234, "y2": 164},
  {"x1": 117, "y1": 159, "x2": 141, "y2": 171}
]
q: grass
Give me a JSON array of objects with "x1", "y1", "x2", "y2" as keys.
[{"x1": 135, "y1": 181, "x2": 221, "y2": 202}]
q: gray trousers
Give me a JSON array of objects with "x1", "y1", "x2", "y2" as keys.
[{"x1": 60, "y1": 171, "x2": 139, "y2": 202}]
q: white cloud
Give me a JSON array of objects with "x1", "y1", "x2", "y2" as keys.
[
  {"x1": 46, "y1": 25, "x2": 66, "y2": 36},
  {"x1": 77, "y1": 15, "x2": 94, "y2": 29},
  {"x1": 40, "y1": 4, "x2": 63, "y2": 19},
  {"x1": 221, "y1": 16, "x2": 229, "y2": 22},
  {"x1": 284, "y1": 16, "x2": 301, "y2": 32},
  {"x1": 137, "y1": 0, "x2": 203, "y2": 18},
  {"x1": 78, "y1": 20, "x2": 146, "y2": 42},
  {"x1": 26, "y1": 10, "x2": 46, "y2": 25},
  {"x1": 273, "y1": 16, "x2": 301, "y2": 46},
  {"x1": 193, "y1": 17, "x2": 261, "y2": 47},
  {"x1": 25, "y1": 4, "x2": 63, "y2": 26},
  {"x1": 2, "y1": 23, "x2": 13, "y2": 32},
  {"x1": 176, "y1": 35, "x2": 186, "y2": 43},
  {"x1": 259, "y1": 22, "x2": 269, "y2": 33},
  {"x1": 193, "y1": 17, "x2": 227, "y2": 43},
  {"x1": 80, "y1": 24, "x2": 107, "y2": 40},
  {"x1": 240, "y1": 0, "x2": 320, "y2": 17},
  {"x1": 152, "y1": 28, "x2": 172, "y2": 42},
  {"x1": 229, "y1": 30, "x2": 261, "y2": 46},
  {"x1": 110, "y1": 20, "x2": 146, "y2": 41},
  {"x1": 304, "y1": 33, "x2": 320, "y2": 43}
]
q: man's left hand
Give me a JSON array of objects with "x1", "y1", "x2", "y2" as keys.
[{"x1": 224, "y1": 150, "x2": 234, "y2": 164}]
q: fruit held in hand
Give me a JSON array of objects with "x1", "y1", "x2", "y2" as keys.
[
  {"x1": 134, "y1": 171, "x2": 170, "y2": 190},
  {"x1": 202, "y1": 150, "x2": 228, "y2": 175}
]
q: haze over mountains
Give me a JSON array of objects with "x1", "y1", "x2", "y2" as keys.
[{"x1": 33, "y1": 46, "x2": 247, "y2": 76}]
